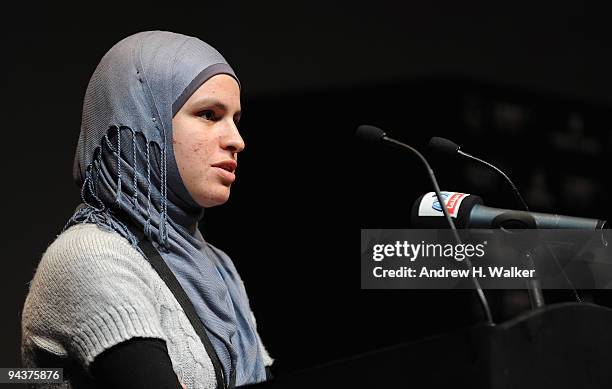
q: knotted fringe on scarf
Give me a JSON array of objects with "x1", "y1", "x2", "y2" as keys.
[{"x1": 64, "y1": 125, "x2": 170, "y2": 252}]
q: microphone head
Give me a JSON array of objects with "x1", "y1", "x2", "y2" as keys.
[
  {"x1": 429, "y1": 136, "x2": 460, "y2": 154},
  {"x1": 356, "y1": 125, "x2": 386, "y2": 143}
]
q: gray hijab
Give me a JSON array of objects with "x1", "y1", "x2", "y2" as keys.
[{"x1": 67, "y1": 30, "x2": 266, "y2": 386}]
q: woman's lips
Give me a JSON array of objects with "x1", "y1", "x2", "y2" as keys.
[{"x1": 212, "y1": 160, "x2": 237, "y2": 183}]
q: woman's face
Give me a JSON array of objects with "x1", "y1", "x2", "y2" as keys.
[{"x1": 172, "y1": 74, "x2": 244, "y2": 208}]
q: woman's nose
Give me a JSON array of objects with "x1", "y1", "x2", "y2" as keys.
[{"x1": 222, "y1": 121, "x2": 245, "y2": 154}]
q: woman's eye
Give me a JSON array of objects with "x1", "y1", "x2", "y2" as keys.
[{"x1": 199, "y1": 110, "x2": 216, "y2": 121}]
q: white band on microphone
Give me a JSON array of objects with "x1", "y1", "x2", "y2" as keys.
[{"x1": 418, "y1": 191, "x2": 471, "y2": 218}]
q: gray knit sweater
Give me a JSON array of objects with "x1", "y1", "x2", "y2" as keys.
[{"x1": 21, "y1": 223, "x2": 273, "y2": 388}]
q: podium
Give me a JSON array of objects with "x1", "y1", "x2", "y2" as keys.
[{"x1": 245, "y1": 303, "x2": 612, "y2": 388}]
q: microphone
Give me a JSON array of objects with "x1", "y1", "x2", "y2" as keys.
[
  {"x1": 356, "y1": 125, "x2": 494, "y2": 324},
  {"x1": 427, "y1": 137, "x2": 587, "y2": 305},
  {"x1": 429, "y1": 136, "x2": 530, "y2": 212},
  {"x1": 412, "y1": 191, "x2": 607, "y2": 229},
  {"x1": 356, "y1": 125, "x2": 461, "y2": 236},
  {"x1": 355, "y1": 125, "x2": 387, "y2": 143}
]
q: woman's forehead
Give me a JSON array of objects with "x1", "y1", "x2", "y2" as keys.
[{"x1": 184, "y1": 74, "x2": 241, "y2": 108}]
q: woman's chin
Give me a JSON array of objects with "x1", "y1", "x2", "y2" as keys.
[{"x1": 196, "y1": 190, "x2": 231, "y2": 208}]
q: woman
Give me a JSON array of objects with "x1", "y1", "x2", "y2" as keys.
[{"x1": 22, "y1": 31, "x2": 273, "y2": 388}]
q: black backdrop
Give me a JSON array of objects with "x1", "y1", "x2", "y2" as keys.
[{"x1": 3, "y1": 0, "x2": 612, "y2": 381}]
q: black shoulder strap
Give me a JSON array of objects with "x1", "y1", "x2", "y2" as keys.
[{"x1": 115, "y1": 213, "x2": 235, "y2": 389}]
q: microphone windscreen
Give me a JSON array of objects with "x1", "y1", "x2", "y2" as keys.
[
  {"x1": 356, "y1": 125, "x2": 386, "y2": 143},
  {"x1": 429, "y1": 137, "x2": 460, "y2": 154}
]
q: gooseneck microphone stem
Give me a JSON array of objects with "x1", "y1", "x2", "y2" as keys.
[
  {"x1": 457, "y1": 150, "x2": 530, "y2": 212},
  {"x1": 458, "y1": 149, "x2": 582, "y2": 304},
  {"x1": 430, "y1": 136, "x2": 550, "y2": 308},
  {"x1": 380, "y1": 136, "x2": 494, "y2": 324},
  {"x1": 383, "y1": 137, "x2": 460, "y2": 239},
  {"x1": 458, "y1": 147, "x2": 546, "y2": 309}
]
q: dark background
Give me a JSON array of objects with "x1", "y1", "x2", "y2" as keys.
[{"x1": 2, "y1": 0, "x2": 612, "y2": 382}]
